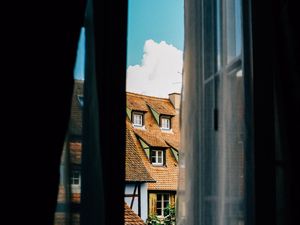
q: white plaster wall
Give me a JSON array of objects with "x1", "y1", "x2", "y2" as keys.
[{"x1": 125, "y1": 183, "x2": 148, "y2": 221}]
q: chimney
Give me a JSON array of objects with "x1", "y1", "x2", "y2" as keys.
[{"x1": 169, "y1": 93, "x2": 181, "y2": 112}]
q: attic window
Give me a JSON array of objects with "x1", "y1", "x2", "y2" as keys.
[
  {"x1": 71, "y1": 170, "x2": 81, "y2": 193},
  {"x1": 77, "y1": 95, "x2": 84, "y2": 108},
  {"x1": 132, "y1": 111, "x2": 144, "y2": 127},
  {"x1": 160, "y1": 116, "x2": 171, "y2": 130},
  {"x1": 151, "y1": 150, "x2": 164, "y2": 166}
]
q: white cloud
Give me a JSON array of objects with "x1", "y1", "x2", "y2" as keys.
[{"x1": 126, "y1": 39, "x2": 183, "y2": 98}]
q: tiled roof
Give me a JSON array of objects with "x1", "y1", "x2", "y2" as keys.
[
  {"x1": 133, "y1": 129, "x2": 169, "y2": 148},
  {"x1": 126, "y1": 128, "x2": 155, "y2": 182},
  {"x1": 54, "y1": 212, "x2": 65, "y2": 225},
  {"x1": 70, "y1": 142, "x2": 82, "y2": 164},
  {"x1": 126, "y1": 92, "x2": 180, "y2": 191},
  {"x1": 124, "y1": 203, "x2": 145, "y2": 225},
  {"x1": 145, "y1": 99, "x2": 176, "y2": 116},
  {"x1": 57, "y1": 185, "x2": 66, "y2": 203},
  {"x1": 69, "y1": 80, "x2": 83, "y2": 136},
  {"x1": 147, "y1": 149, "x2": 179, "y2": 190},
  {"x1": 127, "y1": 92, "x2": 176, "y2": 115}
]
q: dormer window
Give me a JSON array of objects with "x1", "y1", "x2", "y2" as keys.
[
  {"x1": 160, "y1": 116, "x2": 171, "y2": 130},
  {"x1": 71, "y1": 170, "x2": 81, "y2": 193},
  {"x1": 151, "y1": 150, "x2": 164, "y2": 166},
  {"x1": 132, "y1": 111, "x2": 143, "y2": 127}
]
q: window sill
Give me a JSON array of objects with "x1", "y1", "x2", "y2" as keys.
[
  {"x1": 160, "y1": 128, "x2": 173, "y2": 133},
  {"x1": 132, "y1": 124, "x2": 146, "y2": 130}
]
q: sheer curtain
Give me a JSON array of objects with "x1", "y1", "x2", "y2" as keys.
[{"x1": 177, "y1": 0, "x2": 252, "y2": 224}]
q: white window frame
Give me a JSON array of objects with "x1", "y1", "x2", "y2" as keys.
[
  {"x1": 71, "y1": 170, "x2": 81, "y2": 193},
  {"x1": 160, "y1": 116, "x2": 171, "y2": 130},
  {"x1": 156, "y1": 193, "x2": 170, "y2": 217},
  {"x1": 151, "y1": 150, "x2": 164, "y2": 166},
  {"x1": 132, "y1": 112, "x2": 143, "y2": 127}
]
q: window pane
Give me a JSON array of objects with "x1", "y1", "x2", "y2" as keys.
[
  {"x1": 204, "y1": 0, "x2": 217, "y2": 78},
  {"x1": 226, "y1": 0, "x2": 242, "y2": 63},
  {"x1": 216, "y1": 68, "x2": 245, "y2": 224},
  {"x1": 216, "y1": 0, "x2": 221, "y2": 70},
  {"x1": 157, "y1": 194, "x2": 162, "y2": 201},
  {"x1": 157, "y1": 157, "x2": 162, "y2": 163},
  {"x1": 157, "y1": 208, "x2": 162, "y2": 216},
  {"x1": 151, "y1": 156, "x2": 156, "y2": 163},
  {"x1": 164, "y1": 201, "x2": 169, "y2": 208},
  {"x1": 163, "y1": 194, "x2": 169, "y2": 200},
  {"x1": 161, "y1": 118, "x2": 170, "y2": 129},
  {"x1": 133, "y1": 114, "x2": 143, "y2": 126}
]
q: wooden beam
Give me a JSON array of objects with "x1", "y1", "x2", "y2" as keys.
[
  {"x1": 130, "y1": 184, "x2": 138, "y2": 209},
  {"x1": 138, "y1": 183, "x2": 141, "y2": 217}
]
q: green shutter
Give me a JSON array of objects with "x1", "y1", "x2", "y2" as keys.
[
  {"x1": 171, "y1": 148, "x2": 179, "y2": 161},
  {"x1": 139, "y1": 138, "x2": 150, "y2": 158},
  {"x1": 148, "y1": 105, "x2": 160, "y2": 124},
  {"x1": 126, "y1": 107, "x2": 132, "y2": 120}
]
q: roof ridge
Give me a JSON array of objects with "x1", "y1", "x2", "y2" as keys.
[{"x1": 126, "y1": 92, "x2": 170, "y2": 101}]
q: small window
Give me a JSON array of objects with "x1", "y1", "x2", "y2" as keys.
[
  {"x1": 160, "y1": 116, "x2": 171, "y2": 130},
  {"x1": 71, "y1": 171, "x2": 81, "y2": 186},
  {"x1": 156, "y1": 193, "x2": 170, "y2": 216},
  {"x1": 132, "y1": 112, "x2": 143, "y2": 127},
  {"x1": 151, "y1": 150, "x2": 164, "y2": 166},
  {"x1": 71, "y1": 170, "x2": 81, "y2": 193}
]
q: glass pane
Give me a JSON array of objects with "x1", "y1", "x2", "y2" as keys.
[
  {"x1": 151, "y1": 156, "x2": 156, "y2": 163},
  {"x1": 216, "y1": 0, "x2": 221, "y2": 70},
  {"x1": 226, "y1": 0, "x2": 242, "y2": 63},
  {"x1": 216, "y1": 69, "x2": 245, "y2": 225},
  {"x1": 158, "y1": 157, "x2": 162, "y2": 163},
  {"x1": 157, "y1": 194, "x2": 162, "y2": 201},
  {"x1": 204, "y1": 0, "x2": 217, "y2": 78},
  {"x1": 157, "y1": 209, "x2": 162, "y2": 216}
]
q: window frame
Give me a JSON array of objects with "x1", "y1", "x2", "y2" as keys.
[
  {"x1": 156, "y1": 193, "x2": 170, "y2": 217},
  {"x1": 151, "y1": 149, "x2": 164, "y2": 166},
  {"x1": 70, "y1": 170, "x2": 81, "y2": 188},
  {"x1": 131, "y1": 111, "x2": 144, "y2": 127},
  {"x1": 160, "y1": 115, "x2": 171, "y2": 130}
]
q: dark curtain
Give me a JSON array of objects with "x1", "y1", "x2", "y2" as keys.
[
  {"x1": 2, "y1": 1, "x2": 127, "y2": 225},
  {"x1": 249, "y1": 0, "x2": 300, "y2": 225},
  {"x1": 81, "y1": 1, "x2": 127, "y2": 225}
]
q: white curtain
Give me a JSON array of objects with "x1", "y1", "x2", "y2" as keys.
[{"x1": 177, "y1": 0, "x2": 250, "y2": 225}]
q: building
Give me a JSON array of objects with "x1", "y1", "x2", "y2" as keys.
[
  {"x1": 54, "y1": 80, "x2": 84, "y2": 225},
  {"x1": 126, "y1": 92, "x2": 180, "y2": 220},
  {"x1": 125, "y1": 126, "x2": 156, "y2": 221},
  {"x1": 54, "y1": 83, "x2": 180, "y2": 224}
]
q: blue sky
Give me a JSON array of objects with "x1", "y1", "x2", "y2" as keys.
[
  {"x1": 74, "y1": 28, "x2": 85, "y2": 80},
  {"x1": 74, "y1": 0, "x2": 184, "y2": 84},
  {"x1": 127, "y1": 0, "x2": 184, "y2": 67}
]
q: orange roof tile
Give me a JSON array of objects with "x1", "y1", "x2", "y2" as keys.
[
  {"x1": 57, "y1": 185, "x2": 66, "y2": 203},
  {"x1": 124, "y1": 203, "x2": 145, "y2": 225},
  {"x1": 126, "y1": 128, "x2": 155, "y2": 182},
  {"x1": 133, "y1": 129, "x2": 169, "y2": 148},
  {"x1": 127, "y1": 92, "x2": 176, "y2": 115},
  {"x1": 69, "y1": 80, "x2": 83, "y2": 136},
  {"x1": 69, "y1": 142, "x2": 82, "y2": 164}
]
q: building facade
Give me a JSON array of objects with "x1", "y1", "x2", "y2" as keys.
[{"x1": 126, "y1": 92, "x2": 180, "y2": 220}]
